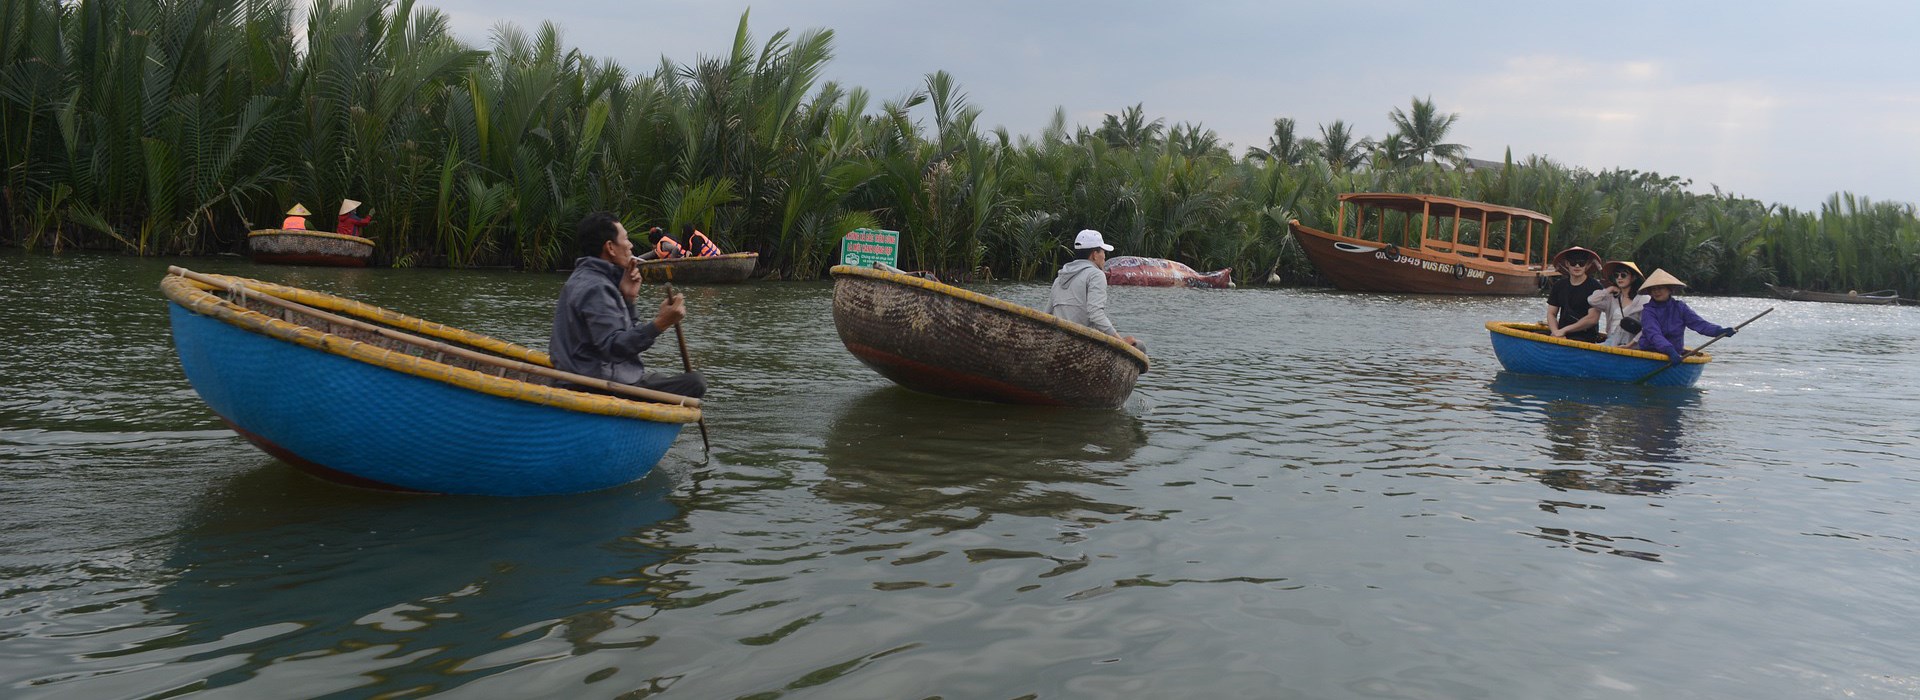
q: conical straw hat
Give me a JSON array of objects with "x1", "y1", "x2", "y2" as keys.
[
  {"x1": 339, "y1": 199, "x2": 362, "y2": 216},
  {"x1": 1551, "y1": 246, "x2": 1599, "y2": 271},
  {"x1": 1600, "y1": 260, "x2": 1643, "y2": 280},
  {"x1": 1642, "y1": 268, "x2": 1687, "y2": 290},
  {"x1": 286, "y1": 204, "x2": 311, "y2": 216}
]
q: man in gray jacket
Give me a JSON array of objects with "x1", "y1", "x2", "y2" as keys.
[
  {"x1": 1048, "y1": 229, "x2": 1142, "y2": 349},
  {"x1": 550, "y1": 212, "x2": 708, "y2": 398}
]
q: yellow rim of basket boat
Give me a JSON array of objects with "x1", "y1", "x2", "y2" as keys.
[
  {"x1": 248, "y1": 229, "x2": 377, "y2": 247},
  {"x1": 1485, "y1": 321, "x2": 1712, "y2": 363},
  {"x1": 831, "y1": 264, "x2": 1151, "y2": 370},
  {"x1": 634, "y1": 252, "x2": 758, "y2": 268},
  {"x1": 161, "y1": 273, "x2": 699, "y2": 423}
]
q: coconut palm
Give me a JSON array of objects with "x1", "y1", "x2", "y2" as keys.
[
  {"x1": 1312, "y1": 120, "x2": 1370, "y2": 171},
  {"x1": 1245, "y1": 117, "x2": 1314, "y2": 166},
  {"x1": 1093, "y1": 103, "x2": 1164, "y2": 150},
  {"x1": 1387, "y1": 96, "x2": 1467, "y2": 166}
]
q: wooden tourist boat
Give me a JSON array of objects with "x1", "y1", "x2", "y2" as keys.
[
  {"x1": 246, "y1": 228, "x2": 375, "y2": 267},
  {"x1": 1105, "y1": 256, "x2": 1234, "y2": 289},
  {"x1": 830, "y1": 264, "x2": 1150, "y2": 408},
  {"x1": 1290, "y1": 193, "x2": 1553, "y2": 294},
  {"x1": 636, "y1": 252, "x2": 759, "y2": 284},
  {"x1": 1764, "y1": 283, "x2": 1899, "y2": 305},
  {"x1": 161, "y1": 267, "x2": 702, "y2": 495},
  {"x1": 1486, "y1": 321, "x2": 1712, "y2": 387}
]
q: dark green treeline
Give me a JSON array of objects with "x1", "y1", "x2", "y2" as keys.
[{"x1": 4, "y1": 0, "x2": 1917, "y2": 292}]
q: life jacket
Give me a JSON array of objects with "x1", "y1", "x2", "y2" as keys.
[
  {"x1": 282, "y1": 216, "x2": 307, "y2": 230},
  {"x1": 653, "y1": 235, "x2": 685, "y2": 259},
  {"x1": 687, "y1": 230, "x2": 722, "y2": 257}
]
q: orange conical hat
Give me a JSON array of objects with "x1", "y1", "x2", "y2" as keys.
[
  {"x1": 286, "y1": 204, "x2": 311, "y2": 216},
  {"x1": 1642, "y1": 268, "x2": 1687, "y2": 290}
]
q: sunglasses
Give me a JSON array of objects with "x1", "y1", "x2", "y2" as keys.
[{"x1": 1614, "y1": 272, "x2": 1634, "y2": 279}]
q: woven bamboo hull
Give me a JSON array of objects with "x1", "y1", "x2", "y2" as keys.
[
  {"x1": 1764, "y1": 283, "x2": 1898, "y2": 305},
  {"x1": 1486, "y1": 321, "x2": 1710, "y2": 387},
  {"x1": 162, "y1": 271, "x2": 698, "y2": 495},
  {"x1": 830, "y1": 265, "x2": 1149, "y2": 408},
  {"x1": 247, "y1": 229, "x2": 374, "y2": 267},
  {"x1": 1291, "y1": 222, "x2": 1546, "y2": 295},
  {"x1": 636, "y1": 252, "x2": 758, "y2": 284}
]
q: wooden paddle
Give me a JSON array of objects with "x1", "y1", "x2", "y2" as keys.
[
  {"x1": 1634, "y1": 307, "x2": 1774, "y2": 385},
  {"x1": 661, "y1": 274, "x2": 711, "y2": 452}
]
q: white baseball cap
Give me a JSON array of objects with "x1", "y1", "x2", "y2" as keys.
[{"x1": 1074, "y1": 229, "x2": 1114, "y2": 251}]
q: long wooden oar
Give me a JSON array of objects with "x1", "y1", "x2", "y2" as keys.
[
  {"x1": 661, "y1": 273, "x2": 711, "y2": 452},
  {"x1": 167, "y1": 266, "x2": 700, "y2": 408},
  {"x1": 1634, "y1": 307, "x2": 1774, "y2": 385}
]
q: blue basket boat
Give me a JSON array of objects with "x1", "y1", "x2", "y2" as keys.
[
  {"x1": 1486, "y1": 321, "x2": 1711, "y2": 387},
  {"x1": 161, "y1": 268, "x2": 702, "y2": 496}
]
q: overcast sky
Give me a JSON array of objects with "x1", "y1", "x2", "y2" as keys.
[{"x1": 424, "y1": 0, "x2": 1920, "y2": 211}]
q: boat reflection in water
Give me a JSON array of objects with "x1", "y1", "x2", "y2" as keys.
[
  {"x1": 139, "y1": 466, "x2": 685, "y2": 696},
  {"x1": 1490, "y1": 372, "x2": 1701, "y2": 494},
  {"x1": 816, "y1": 387, "x2": 1147, "y2": 532},
  {"x1": 1489, "y1": 372, "x2": 1705, "y2": 561}
]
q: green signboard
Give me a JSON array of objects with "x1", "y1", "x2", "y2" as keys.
[{"x1": 840, "y1": 228, "x2": 900, "y2": 268}]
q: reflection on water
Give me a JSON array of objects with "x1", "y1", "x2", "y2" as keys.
[
  {"x1": 815, "y1": 388, "x2": 1147, "y2": 532},
  {"x1": 1490, "y1": 371, "x2": 1698, "y2": 480},
  {"x1": 1488, "y1": 372, "x2": 1706, "y2": 562},
  {"x1": 31, "y1": 467, "x2": 685, "y2": 696}
]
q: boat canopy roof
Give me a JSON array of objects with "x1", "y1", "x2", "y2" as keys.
[{"x1": 1339, "y1": 193, "x2": 1552, "y2": 224}]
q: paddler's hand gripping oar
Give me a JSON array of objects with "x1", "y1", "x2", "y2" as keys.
[
  {"x1": 663, "y1": 276, "x2": 711, "y2": 453},
  {"x1": 1634, "y1": 307, "x2": 1773, "y2": 385}
]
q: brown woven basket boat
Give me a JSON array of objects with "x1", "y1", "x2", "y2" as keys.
[
  {"x1": 246, "y1": 229, "x2": 375, "y2": 267},
  {"x1": 830, "y1": 265, "x2": 1149, "y2": 408},
  {"x1": 636, "y1": 252, "x2": 758, "y2": 284}
]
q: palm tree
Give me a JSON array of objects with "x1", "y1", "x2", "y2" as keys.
[
  {"x1": 1245, "y1": 117, "x2": 1314, "y2": 166},
  {"x1": 1168, "y1": 122, "x2": 1229, "y2": 161},
  {"x1": 1387, "y1": 96, "x2": 1467, "y2": 166},
  {"x1": 1093, "y1": 104, "x2": 1164, "y2": 150},
  {"x1": 1371, "y1": 134, "x2": 1418, "y2": 169},
  {"x1": 1312, "y1": 120, "x2": 1369, "y2": 171}
]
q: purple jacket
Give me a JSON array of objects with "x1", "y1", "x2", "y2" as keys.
[{"x1": 1636, "y1": 297, "x2": 1727, "y2": 359}]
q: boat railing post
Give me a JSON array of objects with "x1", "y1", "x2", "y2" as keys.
[
  {"x1": 1537, "y1": 222, "x2": 1548, "y2": 270},
  {"x1": 1481, "y1": 212, "x2": 1491, "y2": 263},
  {"x1": 1453, "y1": 211, "x2": 1465, "y2": 257},
  {"x1": 1419, "y1": 201, "x2": 1431, "y2": 251}
]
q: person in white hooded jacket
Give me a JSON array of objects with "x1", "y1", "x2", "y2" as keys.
[{"x1": 1049, "y1": 229, "x2": 1142, "y2": 349}]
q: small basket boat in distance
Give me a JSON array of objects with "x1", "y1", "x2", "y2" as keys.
[
  {"x1": 636, "y1": 252, "x2": 758, "y2": 284},
  {"x1": 830, "y1": 264, "x2": 1150, "y2": 408},
  {"x1": 161, "y1": 267, "x2": 702, "y2": 495},
  {"x1": 1764, "y1": 283, "x2": 1898, "y2": 305},
  {"x1": 246, "y1": 229, "x2": 375, "y2": 267},
  {"x1": 1291, "y1": 193, "x2": 1552, "y2": 295},
  {"x1": 1486, "y1": 321, "x2": 1712, "y2": 387}
]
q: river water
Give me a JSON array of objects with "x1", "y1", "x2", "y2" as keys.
[{"x1": 2, "y1": 251, "x2": 1916, "y2": 699}]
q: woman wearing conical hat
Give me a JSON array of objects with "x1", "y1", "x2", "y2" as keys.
[
  {"x1": 337, "y1": 199, "x2": 373, "y2": 237},
  {"x1": 281, "y1": 204, "x2": 311, "y2": 230},
  {"x1": 1545, "y1": 246, "x2": 1604, "y2": 343},
  {"x1": 1588, "y1": 260, "x2": 1649, "y2": 347},
  {"x1": 1636, "y1": 268, "x2": 1734, "y2": 365}
]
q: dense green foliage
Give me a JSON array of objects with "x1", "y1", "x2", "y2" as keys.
[{"x1": 4, "y1": 0, "x2": 1916, "y2": 292}]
